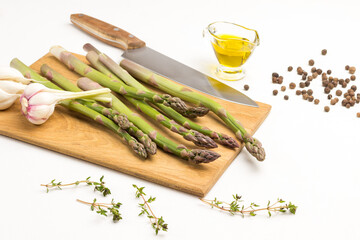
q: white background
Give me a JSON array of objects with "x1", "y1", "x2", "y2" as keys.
[{"x1": 1, "y1": 0, "x2": 360, "y2": 239}]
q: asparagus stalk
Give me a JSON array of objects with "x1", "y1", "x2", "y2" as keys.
[
  {"x1": 10, "y1": 58, "x2": 147, "y2": 159},
  {"x1": 119, "y1": 58, "x2": 266, "y2": 161},
  {"x1": 83, "y1": 51, "x2": 217, "y2": 148},
  {"x1": 77, "y1": 77, "x2": 220, "y2": 163},
  {"x1": 83, "y1": 44, "x2": 239, "y2": 149},
  {"x1": 50, "y1": 46, "x2": 208, "y2": 119},
  {"x1": 40, "y1": 64, "x2": 155, "y2": 154}
]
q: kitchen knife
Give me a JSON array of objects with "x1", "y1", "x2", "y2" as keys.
[{"x1": 70, "y1": 13, "x2": 258, "y2": 107}]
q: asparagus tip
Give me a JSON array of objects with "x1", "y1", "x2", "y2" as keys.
[
  {"x1": 188, "y1": 130, "x2": 218, "y2": 148},
  {"x1": 188, "y1": 149, "x2": 220, "y2": 164},
  {"x1": 219, "y1": 133, "x2": 240, "y2": 148},
  {"x1": 244, "y1": 135, "x2": 265, "y2": 161}
]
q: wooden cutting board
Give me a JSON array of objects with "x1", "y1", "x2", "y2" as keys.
[{"x1": 0, "y1": 53, "x2": 271, "y2": 197}]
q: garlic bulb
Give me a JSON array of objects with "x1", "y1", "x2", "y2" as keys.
[
  {"x1": 0, "y1": 80, "x2": 27, "y2": 110},
  {"x1": 20, "y1": 83, "x2": 111, "y2": 125},
  {"x1": 0, "y1": 66, "x2": 33, "y2": 84}
]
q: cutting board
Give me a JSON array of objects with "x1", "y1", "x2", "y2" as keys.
[{"x1": 0, "y1": 53, "x2": 271, "y2": 197}]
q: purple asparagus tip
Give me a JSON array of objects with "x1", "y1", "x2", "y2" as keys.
[{"x1": 188, "y1": 149, "x2": 220, "y2": 164}]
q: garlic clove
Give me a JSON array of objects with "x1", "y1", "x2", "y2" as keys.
[
  {"x1": 0, "y1": 80, "x2": 26, "y2": 94},
  {"x1": 0, "y1": 66, "x2": 32, "y2": 84},
  {"x1": 0, "y1": 88, "x2": 21, "y2": 110},
  {"x1": 26, "y1": 104, "x2": 56, "y2": 125}
]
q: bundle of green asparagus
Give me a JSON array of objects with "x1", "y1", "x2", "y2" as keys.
[{"x1": 48, "y1": 45, "x2": 265, "y2": 162}]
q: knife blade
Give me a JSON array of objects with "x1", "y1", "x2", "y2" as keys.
[{"x1": 70, "y1": 13, "x2": 258, "y2": 107}]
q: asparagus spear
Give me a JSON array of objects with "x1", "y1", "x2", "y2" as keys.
[
  {"x1": 118, "y1": 58, "x2": 266, "y2": 161},
  {"x1": 83, "y1": 44, "x2": 239, "y2": 149},
  {"x1": 50, "y1": 46, "x2": 208, "y2": 119},
  {"x1": 82, "y1": 51, "x2": 217, "y2": 148},
  {"x1": 10, "y1": 58, "x2": 147, "y2": 159},
  {"x1": 77, "y1": 77, "x2": 220, "y2": 163},
  {"x1": 40, "y1": 64, "x2": 156, "y2": 155}
]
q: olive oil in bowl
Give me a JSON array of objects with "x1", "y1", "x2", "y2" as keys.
[{"x1": 205, "y1": 22, "x2": 259, "y2": 81}]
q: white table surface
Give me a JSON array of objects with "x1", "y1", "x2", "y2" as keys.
[{"x1": 1, "y1": 0, "x2": 360, "y2": 239}]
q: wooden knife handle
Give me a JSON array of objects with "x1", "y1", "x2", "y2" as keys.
[{"x1": 70, "y1": 13, "x2": 146, "y2": 50}]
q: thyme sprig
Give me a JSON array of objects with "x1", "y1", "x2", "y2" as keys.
[
  {"x1": 200, "y1": 194, "x2": 297, "y2": 217},
  {"x1": 133, "y1": 184, "x2": 168, "y2": 235},
  {"x1": 41, "y1": 176, "x2": 111, "y2": 196},
  {"x1": 77, "y1": 198, "x2": 122, "y2": 222}
]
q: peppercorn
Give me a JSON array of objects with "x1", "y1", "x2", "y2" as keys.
[
  {"x1": 309, "y1": 59, "x2": 315, "y2": 66},
  {"x1": 284, "y1": 95, "x2": 289, "y2": 100},
  {"x1": 342, "y1": 83, "x2": 347, "y2": 88},
  {"x1": 351, "y1": 75, "x2": 356, "y2": 81},
  {"x1": 307, "y1": 89, "x2": 313, "y2": 96},
  {"x1": 244, "y1": 85, "x2": 249, "y2": 91},
  {"x1": 314, "y1": 99, "x2": 320, "y2": 105},
  {"x1": 296, "y1": 90, "x2": 301, "y2": 95},
  {"x1": 278, "y1": 76, "x2": 283, "y2": 84},
  {"x1": 289, "y1": 82, "x2": 296, "y2": 89},
  {"x1": 308, "y1": 96, "x2": 314, "y2": 102},
  {"x1": 336, "y1": 90, "x2": 342, "y2": 96},
  {"x1": 312, "y1": 72, "x2": 318, "y2": 78},
  {"x1": 303, "y1": 94, "x2": 309, "y2": 100},
  {"x1": 272, "y1": 72, "x2": 279, "y2": 77},
  {"x1": 303, "y1": 72, "x2": 308, "y2": 76},
  {"x1": 324, "y1": 106, "x2": 330, "y2": 112},
  {"x1": 324, "y1": 87, "x2": 331, "y2": 94},
  {"x1": 317, "y1": 69, "x2": 323, "y2": 75},
  {"x1": 311, "y1": 67, "x2": 316, "y2": 73},
  {"x1": 302, "y1": 74, "x2": 306, "y2": 80},
  {"x1": 328, "y1": 94, "x2": 333, "y2": 100},
  {"x1": 297, "y1": 67, "x2": 303, "y2": 75},
  {"x1": 346, "y1": 103, "x2": 351, "y2": 108},
  {"x1": 322, "y1": 80, "x2": 329, "y2": 87},
  {"x1": 349, "y1": 66, "x2": 356, "y2": 74},
  {"x1": 345, "y1": 65, "x2": 350, "y2": 70},
  {"x1": 357, "y1": 113, "x2": 360, "y2": 118},
  {"x1": 328, "y1": 83, "x2": 334, "y2": 89},
  {"x1": 330, "y1": 99, "x2": 337, "y2": 105},
  {"x1": 327, "y1": 70, "x2": 332, "y2": 75},
  {"x1": 302, "y1": 90, "x2": 307, "y2": 95},
  {"x1": 307, "y1": 76, "x2": 313, "y2": 81},
  {"x1": 273, "y1": 90, "x2": 278, "y2": 96},
  {"x1": 281, "y1": 86, "x2": 286, "y2": 91},
  {"x1": 339, "y1": 79, "x2": 344, "y2": 84},
  {"x1": 288, "y1": 66, "x2": 293, "y2": 72},
  {"x1": 345, "y1": 78, "x2": 350, "y2": 84},
  {"x1": 299, "y1": 82, "x2": 305, "y2": 88},
  {"x1": 351, "y1": 85, "x2": 357, "y2": 91},
  {"x1": 342, "y1": 99, "x2": 347, "y2": 106},
  {"x1": 305, "y1": 81, "x2": 311, "y2": 87},
  {"x1": 321, "y1": 49, "x2": 327, "y2": 55}
]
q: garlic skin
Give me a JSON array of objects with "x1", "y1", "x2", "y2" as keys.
[
  {"x1": 20, "y1": 83, "x2": 111, "y2": 125},
  {"x1": 0, "y1": 81, "x2": 27, "y2": 110},
  {"x1": 0, "y1": 66, "x2": 32, "y2": 84}
]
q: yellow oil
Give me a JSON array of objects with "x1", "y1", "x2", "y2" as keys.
[{"x1": 211, "y1": 34, "x2": 253, "y2": 68}]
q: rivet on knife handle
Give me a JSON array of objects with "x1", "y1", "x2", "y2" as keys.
[{"x1": 70, "y1": 13, "x2": 146, "y2": 50}]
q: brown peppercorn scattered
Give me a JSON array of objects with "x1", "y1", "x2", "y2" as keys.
[
  {"x1": 311, "y1": 67, "x2": 316, "y2": 73},
  {"x1": 296, "y1": 90, "x2": 302, "y2": 95},
  {"x1": 330, "y1": 99, "x2": 337, "y2": 105},
  {"x1": 303, "y1": 94, "x2": 309, "y2": 100},
  {"x1": 357, "y1": 113, "x2": 360, "y2": 118},
  {"x1": 328, "y1": 83, "x2": 334, "y2": 89},
  {"x1": 312, "y1": 72, "x2": 318, "y2": 78},
  {"x1": 345, "y1": 65, "x2": 350, "y2": 70},
  {"x1": 244, "y1": 85, "x2": 249, "y2": 90},
  {"x1": 297, "y1": 67, "x2": 303, "y2": 75},
  {"x1": 299, "y1": 82, "x2": 305, "y2": 88},
  {"x1": 307, "y1": 89, "x2": 313, "y2": 96},
  {"x1": 321, "y1": 49, "x2": 327, "y2": 55},
  {"x1": 309, "y1": 59, "x2": 315, "y2": 66},
  {"x1": 336, "y1": 90, "x2": 342, "y2": 96},
  {"x1": 278, "y1": 76, "x2": 283, "y2": 84},
  {"x1": 324, "y1": 87, "x2": 331, "y2": 94},
  {"x1": 308, "y1": 96, "x2": 314, "y2": 102},
  {"x1": 346, "y1": 103, "x2": 351, "y2": 108},
  {"x1": 302, "y1": 74, "x2": 306, "y2": 80},
  {"x1": 272, "y1": 72, "x2": 279, "y2": 78},
  {"x1": 307, "y1": 76, "x2": 313, "y2": 81},
  {"x1": 350, "y1": 75, "x2": 356, "y2": 81},
  {"x1": 284, "y1": 95, "x2": 289, "y2": 100},
  {"x1": 314, "y1": 99, "x2": 320, "y2": 105},
  {"x1": 302, "y1": 90, "x2": 307, "y2": 95},
  {"x1": 324, "y1": 106, "x2": 330, "y2": 112},
  {"x1": 345, "y1": 78, "x2": 350, "y2": 84},
  {"x1": 288, "y1": 66, "x2": 293, "y2": 72},
  {"x1": 305, "y1": 81, "x2": 311, "y2": 87},
  {"x1": 322, "y1": 80, "x2": 329, "y2": 87},
  {"x1": 281, "y1": 86, "x2": 286, "y2": 92},
  {"x1": 273, "y1": 89, "x2": 278, "y2": 96},
  {"x1": 327, "y1": 70, "x2": 332, "y2": 75},
  {"x1": 317, "y1": 69, "x2": 323, "y2": 75},
  {"x1": 351, "y1": 85, "x2": 357, "y2": 92},
  {"x1": 349, "y1": 66, "x2": 356, "y2": 74},
  {"x1": 342, "y1": 82, "x2": 348, "y2": 88},
  {"x1": 328, "y1": 94, "x2": 333, "y2": 100},
  {"x1": 289, "y1": 82, "x2": 296, "y2": 89}
]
